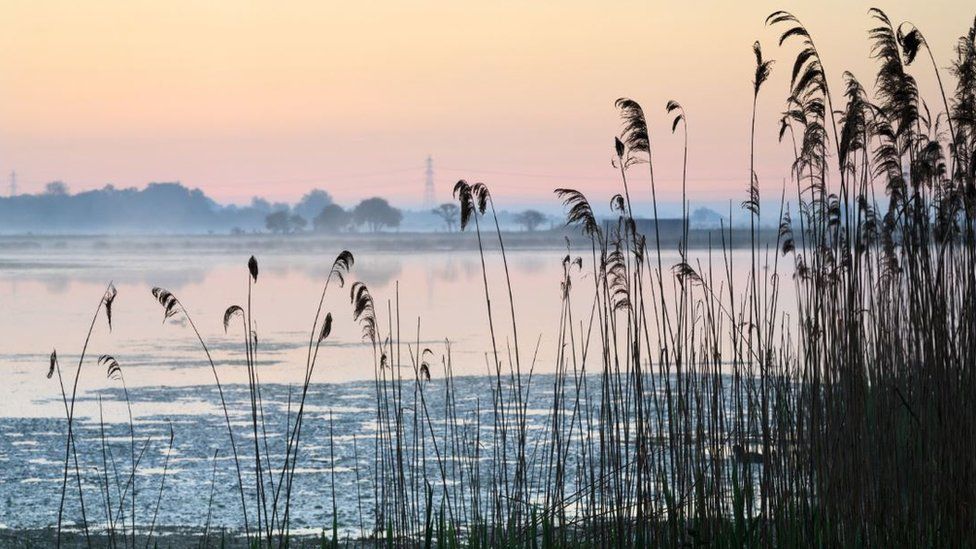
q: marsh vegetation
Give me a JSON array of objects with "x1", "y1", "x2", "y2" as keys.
[{"x1": 12, "y1": 8, "x2": 976, "y2": 548}]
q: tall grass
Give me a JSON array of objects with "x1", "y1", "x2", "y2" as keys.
[
  {"x1": 150, "y1": 251, "x2": 353, "y2": 547},
  {"x1": 45, "y1": 7, "x2": 976, "y2": 547}
]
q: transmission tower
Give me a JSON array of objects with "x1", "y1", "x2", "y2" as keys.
[
  {"x1": 423, "y1": 155, "x2": 435, "y2": 209},
  {"x1": 8, "y1": 171, "x2": 16, "y2": 197}
]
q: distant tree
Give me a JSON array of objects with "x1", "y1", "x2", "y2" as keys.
[
  {"x1": 432, "y1": 203, "x2": 460, "y2": 232},
  {"x1": 313, "y1": 204, "x2": 351, "y2": 232},
  {"x1": 293, "y1": 189, "x2": 334, "y2": 220},
  {"x1": 514, "y1": 209, "x2": 547, "y2": 231},
  {"x1": 690, "y1": 207, "x2": 723, "y2": 228},
  {"x1": 249, "y1": 197, "x2": 274, "y2": 214},
  {"x1": 44, "y1": 181, "x2": 69, "y2": 195},
  {"x1": 266, "y1": 210, "x2": 308, "y2": 233},
  {"x1": 290, "y1": 214, "x2": 307, "y2": 232},
  {"x1": 265, "y1": 210, "x2": 291, "y2": 233},
  {"x1": 353, "y1": 197, "x2": 402, "y2": 232}
]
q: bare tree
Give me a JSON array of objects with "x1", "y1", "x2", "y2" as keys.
[
  {"x1": 513, "y1": 209, "x2": 546, "y2": 231},
  {"x1": 432, "y1": 203, "x2": 460, "y2": 231}
]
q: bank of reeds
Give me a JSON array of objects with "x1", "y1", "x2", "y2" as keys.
[{"x1": 357, "y1": 9, "x2": 975, "y2": 546}]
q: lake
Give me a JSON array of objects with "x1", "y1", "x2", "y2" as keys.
[{"x1": 0, "y1": 236, "x2": 775, "y2": 535}]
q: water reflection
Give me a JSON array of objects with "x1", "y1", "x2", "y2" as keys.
[
  {"x1": 0, "y1": 241, "x2": 770, "y2": 419},
  {"x1": 0, "y1": 244, "x2": 581, "y2": 420}
]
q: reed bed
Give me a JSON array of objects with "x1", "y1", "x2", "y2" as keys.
[{"x1": 44, "y1": 8, "x2": 976, "y2": 548}]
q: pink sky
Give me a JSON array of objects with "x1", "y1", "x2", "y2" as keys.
[{"x1": 0, "y1": 0, "x2": 968, "y2": 208}]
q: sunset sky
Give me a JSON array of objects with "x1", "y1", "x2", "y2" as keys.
[{"x1": 0, "y1": 1, "x2": 969, "y2": 208}]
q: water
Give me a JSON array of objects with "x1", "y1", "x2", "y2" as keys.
[{"x1": 0, "y1": 236, "x2": 766, "y2": 533}]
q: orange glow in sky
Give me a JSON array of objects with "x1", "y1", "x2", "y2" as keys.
[{"x1": 0, "y1": 0, "x2": 968, "y2": 206}]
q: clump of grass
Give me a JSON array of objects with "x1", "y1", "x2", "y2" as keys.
[{"x1": 150, "y1": 251, "x2": 353, "y2": 547}]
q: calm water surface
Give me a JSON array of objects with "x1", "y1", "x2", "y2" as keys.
[{"x1": 0, "y1": 237, "x2": 770, "y2": 532}]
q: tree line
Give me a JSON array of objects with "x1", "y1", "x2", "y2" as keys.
[
  {"x1": 431, "y1": 202, "x2": 549, "y2": 232},
  {"x1": 266, "y1": 197, "x2": 404, "y2": 233},
  {"x1": 0, "y1": 179, "x2": 562, "y2": 234}
]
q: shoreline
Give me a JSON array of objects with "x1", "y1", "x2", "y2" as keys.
[
  {"x1": 0, "y1": 228, "x2": 779, "y2": 255},
  {"x1": 0, "y1": 527, "x2": 351, "y2": 548}
]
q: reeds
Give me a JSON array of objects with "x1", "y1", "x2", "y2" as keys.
[
  {"x1": 346, "y1": 9, "x2": 976, "y2": 546},
  {"x1": 51, "y1": 328, "x2": 176, "y2": 549}
]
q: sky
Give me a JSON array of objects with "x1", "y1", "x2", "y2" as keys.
[{"x1": 0, "y1": 0, "x2": 971, "y2": 209}]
